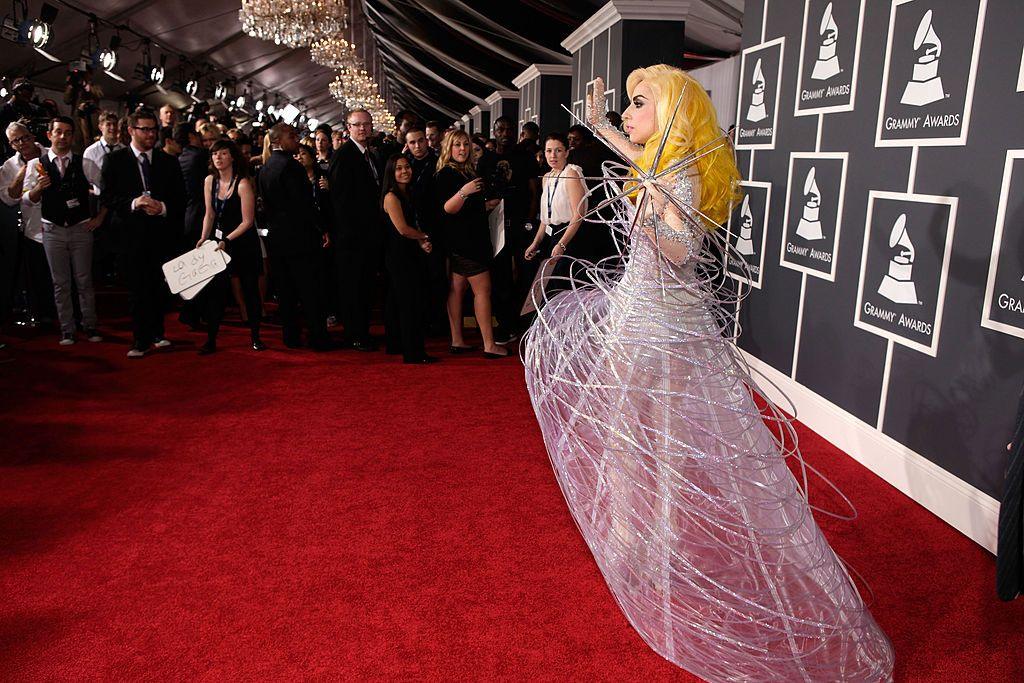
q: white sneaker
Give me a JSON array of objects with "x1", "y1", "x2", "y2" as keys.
[
  {"x1": 153, "y1": 338, "x2": 172, "y2": 348},
  {"x1": 85, "y1": 329, "x2": 103, "y2": 342},
  {"x1": 59, "y1": 333, "x2": 75, "y2": 346},
  {"x1": 126, "y1": 348, "x2": 146, "y2": 358}
]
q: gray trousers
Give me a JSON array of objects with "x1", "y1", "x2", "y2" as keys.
[{"x1": 42, "y1": 221, "x2": 97, "y2": 334}]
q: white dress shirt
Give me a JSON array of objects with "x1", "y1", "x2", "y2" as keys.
[
  {"x1": 541, "y1": 164, "x2": 586, "y2": 229},
  {"x1": 82, "y1": 137, "x2": 123, "y2": 195},
  {"x1": 0, "y1": 144, "x2": 48, "y2": 242}
]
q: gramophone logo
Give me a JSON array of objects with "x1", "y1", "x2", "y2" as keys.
[
  {"x1": 876, "y1": 0, "x2": 986, "y2": 147},
  {"x1": 900, "y1": 10, "x2": 944, "y2": 106},
  {"x1": 736, "y1": 37, "x2": 783, "y2": 149},
  {"x1": 736, "y1": 195, "x2": 755, "y2": 256},
  {"x1": 855, "y1": 191, "x2": 957, "y2": 356},
  {"x1": 877, "y1": 214, "x2": 919, "y2": 304},
  {"x1": 796, "y1": 167, "x2": 824, "y2": 241},
  {"x1": 795, "y1": 0, "x2": 864, "y2": 116},
  {"x1": 811, "y1": 2, "x2": 840, "y2": 81},
  {"x1": 981, "y1": 150, "x2": 1024, "y2": 341},
  {"x1": 781, "y1": 152, "x2": 847, "y2": 281},
  {"x1": 746, "y1": 59, "x2": 768, "y2": 123},
  {"x1": 726, "y1": 181, "x2": 771, "y2": 289}
]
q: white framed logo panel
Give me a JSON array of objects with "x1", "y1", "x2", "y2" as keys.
[
  {"x1": 794, "y1": 0, "x2": 866, "y2": 117},
  {"x1": 875, "y1": 0, "x2": 987, "y2": 148},
  {"x1": 981, "y1": 150, "x2": 1024, "y2": 340},
  {"x1": 735, "y1": 37, "x2": 785, "y2": 150},
  {"x1": 1018, "y1": 46, "x2": 1024, "y2": 93},
  {"x1": 854, "y1": 191, "x2": 958, "y2": 356},
  {"x1": 726, "y1": 180, "x2": 771, "y2": 290},
  {"x1": 780, "y1": 152, "x2": 848, "y2": 281}
]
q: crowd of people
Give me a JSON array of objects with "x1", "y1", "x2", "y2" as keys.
[{"x1": 0, "y1": 76, "x2": 624, "y2": 364}]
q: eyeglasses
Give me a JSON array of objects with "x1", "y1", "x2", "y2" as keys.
[
  {"x1": 8, "y1": 135, "x2": 32, "y2": 146},
  {"x1": 133, "y1": 126, "x2": 159, "y2": 133}
]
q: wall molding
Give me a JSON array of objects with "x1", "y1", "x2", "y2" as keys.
[
  {"x1": 468, "y1": 105, "x2": 482, "y2": 116},
  {"x1": 485, "y1": 90, "x2": 519, "y2": 105},
  {"x1": 739, "y1": 350, "x2": 1000, "y2": 553},
  {"x1": 561, "y1": 0, "x2": 692, "y2": 53},
  {"x1": 512, "y1": 63, "x2": 573, "y2": 89}
]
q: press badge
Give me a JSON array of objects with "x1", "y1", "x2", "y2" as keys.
[
  {"x1": 214, "y1": 229, "x2": 224, "y2": 239},
  {"x1": 66, "y1": 198, "x2": 80, "y2": 209}
]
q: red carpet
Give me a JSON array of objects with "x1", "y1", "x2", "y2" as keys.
[{"x1": 1, "y1": 304, "x2": 1022, "y2": 681}]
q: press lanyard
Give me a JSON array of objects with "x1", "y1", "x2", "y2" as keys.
[
  {"x1": 545, "y1": 169, "x2": 562, "y2": 222},
  {"x1": 213, "y1": 175, "x2": 236, "y2": 233}
]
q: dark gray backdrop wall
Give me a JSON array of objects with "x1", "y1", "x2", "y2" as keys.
[{"x1": 730, "y1": 0, "x2": 1024, "y2": 501}]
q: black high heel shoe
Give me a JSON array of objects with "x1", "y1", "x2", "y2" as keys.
[
  {"x1": 251, "y1": 337, "x2": 267, "y2": 351},
  {"x1": 449, "y1": 344, "x2": 478, "y2": 354}
]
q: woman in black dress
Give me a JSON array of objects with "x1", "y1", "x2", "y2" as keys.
[
  {"x1": 381, "y1": 154, "x2": 436, "y2": 364},
  {"x1": 196, "y1": 139, "x2": 264, "y2": 354},
  {"x1": 435, "y1": 130, "x2": 507, "y2": 358}
]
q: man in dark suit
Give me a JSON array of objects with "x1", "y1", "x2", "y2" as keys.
[
  {"x1": 258, "y1": 122, "x2": 330, "y2": 350},
  {"x1": 328, "y1": 107, "x2": 384, "y2": 350},
  {"x1": 101, "y1": 108, "x2": 184, "y2": 358}
]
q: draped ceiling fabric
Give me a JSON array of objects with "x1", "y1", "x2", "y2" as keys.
[
  {"x1": 364, "y1": 0, "x2": 744, "y2": 123},
  {"x1": 0, "y1": 0, "x2": 743, "y2": 128}
]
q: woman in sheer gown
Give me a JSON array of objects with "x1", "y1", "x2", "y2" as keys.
[{"x1": 522, "y1": 65, "x2": 894, "y2": 682}]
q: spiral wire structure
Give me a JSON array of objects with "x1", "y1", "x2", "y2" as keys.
[{"x1": 520, "y1": 95, "x2": 894, "y2": 682}]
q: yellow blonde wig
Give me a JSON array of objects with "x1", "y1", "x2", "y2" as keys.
[
  {"x1": 626, "y1": 64, "x2": 742, "y2": 226},
  {"x1": 436, "y1": 129, "x2": 476, "y2": 176}
]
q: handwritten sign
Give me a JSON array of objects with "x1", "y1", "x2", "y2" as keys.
[{"x1": 162, "y1": 241, "x2": 231, "y2": 299}]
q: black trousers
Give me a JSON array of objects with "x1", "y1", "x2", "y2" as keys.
[
  {"x1": 336, "y1": 242, "x2": 380, "y2": 345},
  {"x1": 269, "y1": 247, "x2": 327, "y2": 346},
  {"x1": 122, "y1": 237, "x2": 167, "y2": 348},
  {"x1": 385, "y1": 244, "x2": 427, "y2": 361},
  {"x1": 18, "y1": 236, "x2": 56, "y2": 321},
  {"x1": 199, "y1": 268, "x2": 262, "y2": 344}
]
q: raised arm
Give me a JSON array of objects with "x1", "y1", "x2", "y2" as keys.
[{"x1": 587, "y1": 77, "x2": 641, "y2": 164}]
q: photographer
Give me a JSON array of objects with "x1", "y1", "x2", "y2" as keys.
[
  {"x1": 0, "y1": 79, "x2": 41, "y2": 158},
  {"x1": 63, "y1": 65, "x2": 102, "y2": 151}
]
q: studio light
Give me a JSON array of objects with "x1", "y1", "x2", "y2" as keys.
[
  {"x1": 215, "y1": 81, "x2": 228, "y2": 101},
  {"x1": 96, "y1": 34, "x2": 120, "y2": 71},
  {"x1": 185, "y1": 78, "x2": 198, "y2": 97},
  {"x1": 19, "y1": 3, "x2": 59, "y2": 61},
  {"x1": 149, "y1": 55, "x2": 166, "y2": 85}
]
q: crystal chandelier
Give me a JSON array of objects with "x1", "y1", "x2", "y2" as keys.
[
  {"x1": 330, "y1": 69, "x2": 392, "y2": 124},
  {"x1": 310, "y1": 34, "x2": 358, "y2": 69},
  {"x1": 239, "y1": 0, "x2": 347, "y2": 48}
]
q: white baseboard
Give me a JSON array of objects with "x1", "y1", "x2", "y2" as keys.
[{"x1": 740, "y1": 350, "x2": 1000, "y2": 553}]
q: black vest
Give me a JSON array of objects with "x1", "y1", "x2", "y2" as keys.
[{"x1": 39, "y1": 153, "x2": 91, "y2": 226}]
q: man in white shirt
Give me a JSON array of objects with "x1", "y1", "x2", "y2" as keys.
[
  {"x1": 24, "y1": 116, "x2": 104, "y2": 345},
  {"x1": 82, "y1": 110, "x2": 122, "y2": 196},
  {"x1": 82, "y1": 110, "x2": 122, "y2": 285},
  {"x1": 1, "y1": 122, "x2": 53, "y2": 324}
]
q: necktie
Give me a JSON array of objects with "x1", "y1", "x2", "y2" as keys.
[
  {"x1": 364, "y1": 149, "x2": 379, "y2": 185},
  {"x1": 139, "y1": 153, "x2": 152, "y2": 192},
  {"x1": 58, "y1": 155, "x2": 67, "y2": 178}
]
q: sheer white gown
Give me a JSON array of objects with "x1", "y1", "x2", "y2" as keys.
[{"x1": 522, "y1": 165, "x2": 895, "y2": 682}]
